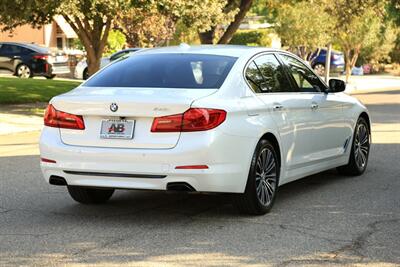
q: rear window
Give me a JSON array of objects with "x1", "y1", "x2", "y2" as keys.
[{"x1": 84, "y1": 53, "x2": 237, "y2": 89}]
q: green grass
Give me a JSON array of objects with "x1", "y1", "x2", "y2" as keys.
[{"x1": 0, "y1": 77, "x2": 81, "y2": 104}]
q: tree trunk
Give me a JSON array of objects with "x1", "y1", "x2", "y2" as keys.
[
  {"x1": 344, "y1": 47, "x2": 360, "y2": 83},
  {"x1": 218, "y1": 0, "x2": 253, "y2": 44},
  {"x1": 86, "y1": 50, "x2": 102, "y2": 76},
  {"x1": 198, "y1": 0, "x2": 253, "y2": 45},
  {"x1": 344, "y1": 49, "x2": 352, "y2": 83},
  {"x1": 199, "y1": 30, "x2": 215, "y2": 44},
  {"x1": 62, "y1": 14, "x2": 111, "y2": 76}
]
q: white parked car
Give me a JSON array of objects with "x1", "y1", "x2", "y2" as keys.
[
  {"x1": 74, "y1": 48, "x2": 141, "y2": 80},
  {"x1": 40, "y1": 45, "x2": 371, "y2": 215}
]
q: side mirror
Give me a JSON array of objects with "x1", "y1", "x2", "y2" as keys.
[{"x1": 328, "y1": 79, "x2": 346, "y2": 93}]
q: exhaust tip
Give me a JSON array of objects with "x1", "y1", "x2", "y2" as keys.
[
  {"x1": 49, "y1": 175, "x2": 68, "y2": 186},
  {"x1": 167, "y1": 182, "x2": 196, "y2": 192}
]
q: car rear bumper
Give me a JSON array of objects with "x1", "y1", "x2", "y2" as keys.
[
  {"x1": 39, "y1": 127, "x2": 256, "y2": 193},
  {"x1": 51, "y1": 64, "x2": 70, "y2": 74}
]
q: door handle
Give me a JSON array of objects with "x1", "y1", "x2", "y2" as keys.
[
  {"x1": 311, "y1": 103, "x2": 319, "y2": 110},
  {"x1": 273, "y1": 104, "x2": 284, "y2": 111}
]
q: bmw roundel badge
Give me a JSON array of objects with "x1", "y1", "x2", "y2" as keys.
[{"x1": 110, "y1": 103, "x2": 118, "y2": 112}]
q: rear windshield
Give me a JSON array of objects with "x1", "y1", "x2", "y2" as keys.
[{"x1": 84, "y1": 53, "x2": 237, "y2": 89}]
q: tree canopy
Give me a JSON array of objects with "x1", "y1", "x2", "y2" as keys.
[{"x1": 274, "y1": 1, "x2": 333, "y2": 60}]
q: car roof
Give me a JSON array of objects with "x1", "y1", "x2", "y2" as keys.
[
  {"x1": 0, "y1": 42, "x2": 48, "y2": 53},
  {"x1": 134, "y1": 45, "x2": 280, "y2": 58}
]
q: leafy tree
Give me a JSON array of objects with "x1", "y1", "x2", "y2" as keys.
[
  {"x1": 387, "y1": 0, "x2": 400, "y2": 63},
  {"x1": 116, "y1": 0, "x2": 241, "y2": 47},
  {"x1": 198, "y1": 0, "x2": 254, "y2": 44},
  {"x1": 357, "y1": 23, "x2": 398, "y2": 65},
  {"x1": 115, "y1": 3, "x2": 175, "y2": 47},
  {"x1": 387, "y1": 0, "x2": 400, "y2": 26},
  {"x1": 0, "y1": 0, "x2": 59, "y2": 29},
  {"x1": 0, "y1": 0, "x2": 138, "y2": 75},
  {"x1": 326, "y1": 0, "x2": 389, "y2": 81},
  {"x1": 116, "y1": 0, "x2": 231, "y2": 47},
  {"x1": 105, "y1": 29, "x2": 127, "y2": 55},
  {"x1": 273, "y1": 1, "x2": 333, "y2": 60},
  {"x1": 229, "y1": 29, "x2": 271, "y2": 46}
]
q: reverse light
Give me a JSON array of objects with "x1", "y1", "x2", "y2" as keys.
[
  {"x1": 151, "y1": 108, "x2": 226, "y2": 132},
  {"x1": 44, "y1": 104, "x2": 85, "y2": 130}
]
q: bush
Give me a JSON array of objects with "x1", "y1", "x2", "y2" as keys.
[{"x1": 229, "y1": 29, "x2": 271, "y2": 47}]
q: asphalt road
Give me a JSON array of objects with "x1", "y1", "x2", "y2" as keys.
[{"x1": 0, "y1": 89, "x2": 399, "y2": 266}]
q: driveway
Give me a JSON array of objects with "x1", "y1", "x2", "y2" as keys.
[{"x1": 0, "y1": 89, "x2": 399, "y2": 266}]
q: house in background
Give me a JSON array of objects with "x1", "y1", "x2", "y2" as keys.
[{"x1": 0, "y1": 16, "x2": 82, "y2": 55}]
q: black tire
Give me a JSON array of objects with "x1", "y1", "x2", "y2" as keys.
[
  {"x1": 233, "y1": 139, "x2": 280, "y2": 215},
  {"x1": 16, "y1": 64, "x2": 32, "y2": 78},
  {"x1": 67, "y1": 186, "x2": 114, "y2": 204},
  {"x1": 83, "y1": 68, "x2": 89, "y2": 80},
  {"x1": 337, "y1": 117, "x2": 371, "y2": 176}
]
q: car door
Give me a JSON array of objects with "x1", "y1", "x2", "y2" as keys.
[
  {"x1": 244, "y1": 53, "x2": 316, "y2": 181},
  {"x1": 279, "y1": 54, "x2": 349, "y2": 164},
  {"x1": 0, "y1": 44, "x2": 14, "y2": 71},
  {"x1": 0, "y1": 44, "x2": 22, "y2": 72}
]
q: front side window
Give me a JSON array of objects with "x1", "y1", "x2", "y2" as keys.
[
  {"x1": 280, "y1": 54, "x2": 326, "y2": 93},
  {"x1": 245, "y1": 54, "x2": 292, "y2": 93},
  {"x1": 254, "y1": 54, "x2": 293, "y2": 93},
  {"x1": 85, "y1": 53, "x2": 237, "y2": 89}
]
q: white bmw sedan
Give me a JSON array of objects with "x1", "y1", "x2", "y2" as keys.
[{"x1": 40, "y1": 45, "x2": 371, "y2": 215}]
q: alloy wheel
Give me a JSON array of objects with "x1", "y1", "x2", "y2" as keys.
[
  {"x1": 354, "y1": 123, "x2": 370, "y2": 169},
  {"x1": 17, "y1": 65, "x2": 31, "y2": 78},
  {"x1": 255, "y1": 147, "x2": 277, "y2": 206}
]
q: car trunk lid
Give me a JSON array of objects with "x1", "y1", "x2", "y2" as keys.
[{"x1": 53, "y1": 86, "x2": 217, "y2": 149}]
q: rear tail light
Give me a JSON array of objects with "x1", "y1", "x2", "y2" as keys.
[
  {"x1": 151, "y1": 108, "x2": 226, "y2": 132},
  {"x1": 33, "y1": 54, "x2": 48, "y2": 60},
  {"x1": 44, "y1": 104, "x2": 85, "y2": 130}
]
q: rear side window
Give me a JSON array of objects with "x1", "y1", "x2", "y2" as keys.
[
  {"x1": 245, "y1": 62, "x2": 264, "y2": 92},
  {"x1": 85, "y1": 53, "x2": 237, "y2": 89},
  {"x1": 0, "y1": 44, "x2": 22, "y2": 54},
  {"x1": 245, "y1": 54, "x2": 292, "y2": 93},
  {"x1": 21, "y1": 47, "x2": 33, "y2": 55}
]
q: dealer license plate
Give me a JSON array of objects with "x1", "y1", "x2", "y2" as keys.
[{"x1": 100, "y1": 119, "x2": 134, "y2": 139}]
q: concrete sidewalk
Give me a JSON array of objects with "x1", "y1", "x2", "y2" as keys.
[
  {"x1": 343, "y1": 75, "x2": 400, "y2": 94},
  {"x1": 0, "y1": 112, "x2": 42, "y2": 135},
  {"x1": 0, "y1": 103, "x2": 45, "y2": 136}
]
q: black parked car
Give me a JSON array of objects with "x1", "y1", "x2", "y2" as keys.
[{"x1": 0, "y1": 42, "x2": 70, "y2": 79}]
